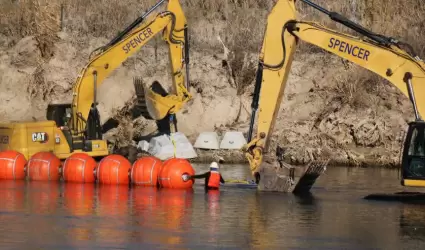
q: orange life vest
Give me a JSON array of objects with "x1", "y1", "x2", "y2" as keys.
[{"x1": 208, "y1": 171, "x2": 220, "y2": 188}]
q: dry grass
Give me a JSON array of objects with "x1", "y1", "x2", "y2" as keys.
[
  {"x1": 333, "y1": 66, "x2": 383, "y2": 110},
  {"x1": 0, "y1": 0, "x2": 60, "y2": 39},
  {"x1": 2, "y1": 0, "x2": 422, "y2": 51},
  {"x1": 1, "y1": 0, "x2": 424, "y2": 97},
  {"x1": 297, "y1": 0, "x2": 425, "y2": 54}
]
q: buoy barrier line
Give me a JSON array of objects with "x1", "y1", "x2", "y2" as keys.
[
  {"x1": 1, "y1": 152, "x2": 259, "y2": 190},
  {"x1": 131, "y1": 158, "x2": 158, "y2": 185},
  {"x1": 62, "y1": 157, "x2": 87, "y2": 182},
  {"x1": 0, "y1": 155, "x2": 20, "y2": 180}
]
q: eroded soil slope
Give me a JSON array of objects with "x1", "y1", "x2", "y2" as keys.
[{"x1": 0, "y1": 30, "x2": 416, "y2": 167}]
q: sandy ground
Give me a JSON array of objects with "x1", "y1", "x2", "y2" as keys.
[{"x1": 0, "y1": 31, "x2": 416, "y2": 168}]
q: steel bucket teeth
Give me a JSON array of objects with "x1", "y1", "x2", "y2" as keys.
[
  {"x1": 292, "y1": 160, "x2": 328, "y2": 194},
  {"x1": 133, "y1": 77, "x2": 170, "y2": 120},
  {"x1": 133, "y1": 77, "x2": 153, "y2": 119}
]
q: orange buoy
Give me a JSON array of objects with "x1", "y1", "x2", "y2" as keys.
[
  {"x1": 62, "y1": 153, "x2": 96, "y2": 183},
  {"x1": 0, "y1": 150, "x2": 27, "y2": 180},
  {"x1": 27, "y1": 152, "x2": 61, "y2": 181},
  {"x1": 159, "y1": 158, "x2": 195, "y2": 189},
  {"x1": 96, "y1": 154, "x2": 131, "y2": 185},
  {"x1": 130, "y1": 156, "x2": 162, "y2": 186}
]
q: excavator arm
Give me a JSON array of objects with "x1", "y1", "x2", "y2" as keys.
[
  {"x1": 69, "y1": 0, "x2": 191, "y2": 139},
  {"x1": 243, "y1": 0, "x2": 425, "y2": 187}
]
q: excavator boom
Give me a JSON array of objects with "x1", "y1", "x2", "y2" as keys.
[
  {"x1": 243, "y1": 0, "x2": 425, "y2": 190},
  {"x1": 70, "y1": 0, "x2": 191, "y2": 136}
]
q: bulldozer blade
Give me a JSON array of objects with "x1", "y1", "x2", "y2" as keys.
[{"x1": 257, "y1": 160, "x2": 327, "y2": 193}]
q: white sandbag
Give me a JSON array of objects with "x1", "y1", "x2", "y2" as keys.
[
  {"x1": 220, "y1": 131, "x2": 247, "y2": 149},
  {"x1": 147, "y1": 134, "x2": 170, "y2": 155},
  {"x1": 147, "y1": 132, "x2": 197, "y2": 160},
  {"x1": 137, "y1": 140, "x2": 150, "y2": 152},
  {"x1": 194, "y1": 132, "x2": 220, "y2": 149}
]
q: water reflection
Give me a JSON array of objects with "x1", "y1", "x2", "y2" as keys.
[
  {"x1": 399, "y1": 203, "x2": 425, "y2": 240},
  {"x1": 0, "y1": 166, "x2": 424, "y2": 249},
  {"x1": 0, "y1": 181, "x2": 27, "y2": 248},
  {"x1": 63, "y1": 183, "x2": 95, "y2": 216},
  {"x1": 62, "y1": 183, "x2": 96, "y2": 244},
  {"x1": 205, "y1": 190, "x2": 220, "y2": 243},
  {"x1": 26, "y1": 181, "x2": 61, "y2": 215},
  {"x1": 131, "y1": 186, "x2": 158, "y2": 217},
  {"x1": 155, "y1": 189, "x2": 194, "y2": 246},
  {"x1": 94, "y1": 184, "x2": 131, "y2": 246},
  {"x1": 0, "y1": 181, "x2": 26, "y2": 212}
]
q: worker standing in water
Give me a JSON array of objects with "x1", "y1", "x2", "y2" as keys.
[{"x1": 184, "y1": 162, "x2": 225, "y2": 192}]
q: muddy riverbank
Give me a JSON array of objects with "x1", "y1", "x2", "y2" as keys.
[{"x1": 133, "y1": 147, "x2": 401, "y2": 169}]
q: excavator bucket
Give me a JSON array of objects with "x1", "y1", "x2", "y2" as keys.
[
  {"x1": 257, "y1": 160, "x2": 327, "y2": 194},
  {"x1": 292, "y1": 161, "x2": 328, "y2": 194},
  {"x1": 133, "y1": 77, "x2": 170, "y2": 120}
]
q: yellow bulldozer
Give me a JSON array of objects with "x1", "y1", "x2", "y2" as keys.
[{"x1": 0, "y1": 0, "x2": 191, "y2": 160}]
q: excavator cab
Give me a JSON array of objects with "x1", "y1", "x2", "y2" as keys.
[
  {"x1": 46, "y1": 103, "x2": 102, "y2": 140},
  {"x1": 399, "y1": 69, "x2": 425, "y2": 187},
  {"x1": 401, "y1": 121, "x2": 425, "y2": 187},
  {"x1": 46, "y1": 104, "x2": 72, "y2": 127}
]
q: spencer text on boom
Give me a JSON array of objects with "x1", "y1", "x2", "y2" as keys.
[
  {"x1": 328, "y1": 37, "x2": 371, "y2": 61},
  {"x1": 122, "y1": 28, "x2": 154, "y2": 54}
]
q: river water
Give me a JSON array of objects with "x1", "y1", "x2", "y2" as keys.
[{"x1": 1, "y1": 164, "x2": 425, "y2": 250}]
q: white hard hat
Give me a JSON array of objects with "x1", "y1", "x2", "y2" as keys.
[{"x1": 210, "y1": 161, "x2": 219, "y2": 169}]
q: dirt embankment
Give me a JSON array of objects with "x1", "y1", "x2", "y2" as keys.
[{"x1": 0, "y1": 0, "x2": 423, "y2": 168}]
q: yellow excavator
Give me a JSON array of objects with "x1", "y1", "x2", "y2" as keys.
[
  {"x1": 242, "y1": 0, "x2": 425, "y2": 191},
  {"x1": 0, "y1": 0, "x2": 191, "y2": 160}
]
